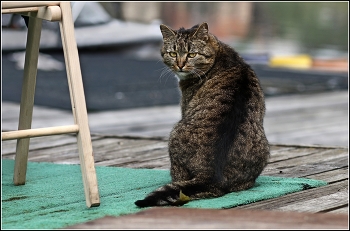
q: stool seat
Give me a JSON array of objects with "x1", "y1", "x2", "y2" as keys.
[{"x1": 1, "y1": 2, "x2": 100, "y2": 208}]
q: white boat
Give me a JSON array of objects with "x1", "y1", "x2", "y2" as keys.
[{"x1": 1, "y1": 2, "x2": 163, "y2": 51}]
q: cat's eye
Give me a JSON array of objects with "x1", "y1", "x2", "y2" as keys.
[
  {"x1": 169, "y1": 52, "x2": 177, "y2": 57},
  {"x1": 188, "y1": 53, "x2": 197, "y2": 58}
]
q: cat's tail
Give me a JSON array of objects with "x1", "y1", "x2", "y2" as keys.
[{"x1": 134, "y1": 180, "x2": 225, "y2": 207}]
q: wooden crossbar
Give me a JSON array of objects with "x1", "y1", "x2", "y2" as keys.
[
  {"x1": 2, "y1": 5, "x2": 61, "y2": 22},
  {"x1": 2, "y1": 7, "x2": 39, "y2": 14},
  {"x1": 2, "y1": 125, "x2": 79, "y2": 141},
  {"x1": 1, "y1": 2, "x2": 60, "y2": 9}
]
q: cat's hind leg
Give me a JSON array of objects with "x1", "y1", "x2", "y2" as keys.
[{"x1": 170, "y1": 162, "x2": 192, "y2": 182}]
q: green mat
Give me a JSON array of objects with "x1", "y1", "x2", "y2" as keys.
[{"x1": 2, "y1": 159, "x2": 327, "y2": 229}]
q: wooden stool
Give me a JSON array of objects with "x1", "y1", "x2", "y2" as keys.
[{"x1": 2, "y1": 2, "x2": 100, "y2": 208}]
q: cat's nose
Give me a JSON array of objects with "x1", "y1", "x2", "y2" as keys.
[{"x1": 178, "y1": 64, "x2": 185, "y2": 71}]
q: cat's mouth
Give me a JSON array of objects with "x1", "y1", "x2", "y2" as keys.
[{"x1": 175, "y1": 71, "x2": 189, "y2": 80}]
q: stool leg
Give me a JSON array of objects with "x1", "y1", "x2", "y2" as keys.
[
  {"x1": 59, "y1": 2, "x2": 100, "y2": 207},
  {"x1": 13, "y1": 16, "x2": 42, "y2": 185}
]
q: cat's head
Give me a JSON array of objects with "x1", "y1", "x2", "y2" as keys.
[{"x1": 160, "y1": 22, "x2": 217, "y2": 81}]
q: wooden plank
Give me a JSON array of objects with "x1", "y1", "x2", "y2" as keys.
[
  {"x1": 93, "y1": 138, "x2": 168, "y2": 167},
  {"x1": 276, "y1": 188, "x2": 348, "y2": 213},
  {"x1": 236, "y1": 180, "x2": 348, "y2": 213},
  {"x1": 119, "y1": 156, "x2": 171, "y2": 169},
  {"x1": 306, "y1": 167, "x2": 348, "y2": 183},
  {"x1": 2, "y1": 7, "x2": 39, "y2": 14},
  {"x1": 266, "y1": 156, "x2": 348, "y2": 178},
  {"x1": 263, "y1": 148, "x2": 348, "y2": 177},
  {"x1": 270, "y1": 143, "x2": 348, "y2": 149},
  {"x1": 1, "y1": 135, "x2": 348, "y2": 217},
  {"x1": 2, "y1": 135, "x2": 347, "y2": 180},
  {"x1": 1, "y1": 2, "x2": 60, "y2": 9},
  {"x1": 263, "y1": 92, "x2": 348, "y2": 147},
  {"x1": 59, "y1": 1, "x2": 100, "y2": 207},
  {"x1": 97, "y1": 148, "x2": 169, "y2": 167},
  {"x1": 13, "y1": 15, "x2": 43, "y2": 185},
  {"x1": 23, "y1": 6, "x2": 62, "y2": 22},
  {"x1": 1, "y1": 101, "x2": 75, "y2": 131},
  {"x1": 2, "y1": 125, "x2": 79, "y2": 140},
  {"x1": 329, "y1": 206, "x2": 348, "y2": 214},
  {"x1": 65, "y1": 207, "x2": 348, "y2": 229},
  {"x1": 2, "y1": 91, "x2": 348, "y2": 146},
  {"x1": 2, "y1": 136, "x2": 168, "y2": 165},
  {"x1": 88, "y1": 109, "x2": 179, "y2": 138},
  {"x1": 88, "y1": 91, "x2": 349, "y2": 146},
  {"x1": 265, "y1": 103, "x2": 347, "y2": 123},
  {"x1": 90, "y1": 138, "x2": 166, "y2": 157},
  {"x1": 87, "y1": 105, "x2": 181, "y2": 130},
  {"x1": 266, "y1": 125, "x2": 348, "y2": 147},
  {"x1": 272, "y1": 147, "x2": 348, "y2": 165},
  {"x1": 1, "y1": 134, "x2": 78, "y2": 155},
  {"x1": 265, "y1": 91, "x2": 348, "y2": 112},
  {"x1": 269, "y1": 146, "x2": 324, "y2": 162}
]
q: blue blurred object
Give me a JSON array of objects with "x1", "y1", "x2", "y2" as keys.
[{"x1": 241, "y1": 53, "x2": 270, "y2": 65}]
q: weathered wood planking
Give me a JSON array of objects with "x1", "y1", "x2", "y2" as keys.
[
  {"x1": 237, "y1": 181, "x2": 348, "y2": 217},
  {"x1": 2, "y1": 90, "x2": 348, "y2": 146},
  {"x1": 1, "y1": 133, "x2": 348, "y2": 215},
  {"x1": 1, "y1": 90, "x2": 348, "y2": 228}
]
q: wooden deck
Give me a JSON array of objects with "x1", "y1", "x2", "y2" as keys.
[
  {"x1": 1, "y1": 90, "x2": 349, "y2": 229},
  {"x1": 2, "y1": 90, "x2": 348, "y2": 146}
]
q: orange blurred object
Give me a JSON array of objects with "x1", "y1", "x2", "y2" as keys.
[{"x1": 311, "y1": 58, "x2": 348, "y2": 72}]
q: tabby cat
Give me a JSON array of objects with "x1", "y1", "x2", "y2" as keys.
[{"x1": 135, "y1": 22, "x2": 270, "y2": 207}]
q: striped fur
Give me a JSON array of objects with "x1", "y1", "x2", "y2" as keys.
[{"x1": 135, "y1": 23, "x2": 270, "y2": 207}]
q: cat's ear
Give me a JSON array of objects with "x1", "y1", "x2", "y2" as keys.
[
  {"x1": 160, "y1": 24, "x2": 176, "y2": 40},
  {"x1": 192, "y1": 22, "x2": 209, "y2": 41}
]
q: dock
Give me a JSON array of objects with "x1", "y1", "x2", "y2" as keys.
[{"x1": 1, "y1": 90, "x2": 348, "y2": 229}]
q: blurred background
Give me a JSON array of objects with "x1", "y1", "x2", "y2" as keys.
[
  {"x1": 2, "y1": 1, "x2": 348, "y2": 111},
  {"x1": 114, "y1": 2, "x2": 348, "y2": 56}
]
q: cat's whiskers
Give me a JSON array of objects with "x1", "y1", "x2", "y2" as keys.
[
  {"x1": 155, "y1": 59, "x2": 165, "y2": 65},
  {"x1": 158, "y1": 66, "x2": 174, "y2": 84},
  {"x1": 190, "y1": 68, "x2": 207, "y2": 82}
]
